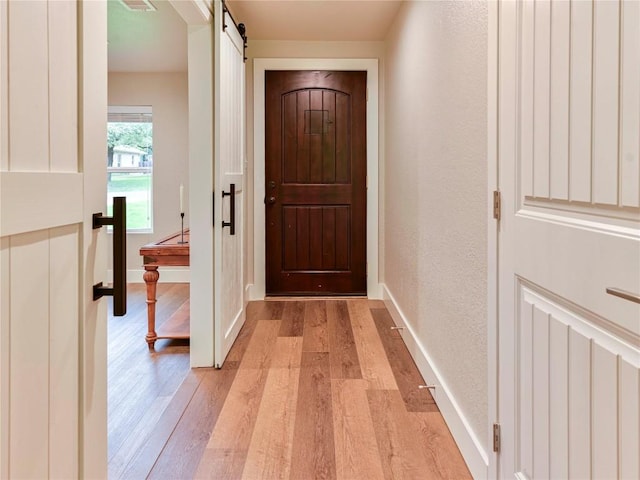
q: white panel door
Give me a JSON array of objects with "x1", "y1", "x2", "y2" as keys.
[
  {"x1": 0, "y1": 1, "x2": 108, "y2": 478},
  {"x1": 213, "y1": 0, "x2": 246, "y2": 367},
  {"x1": 497, "y1": 0, "x2": 640, "y2": 478}
]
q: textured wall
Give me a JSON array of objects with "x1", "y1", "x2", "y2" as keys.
[
  {"x1": 383, "y1": 0, "x2": 488, "y2": 447},
  {"x1": 108, "y1": 72, "x2": 189, "y2": 274}
]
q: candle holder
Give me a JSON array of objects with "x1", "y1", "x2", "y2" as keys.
[{"x1": 178, "y1": 212, "x2": 187, "y2": 244}]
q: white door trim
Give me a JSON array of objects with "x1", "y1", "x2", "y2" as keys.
[
  {"x1": 188, "y1": 26, "x2": 214, "y2": 368},
  {"x1": 171, "y1": 0, "x2": 214, "y2": 367},
  {"x1": 251, "y1": 58, "x2": 381, "y2": 300},
  {"x1": 487, "y1": 1, "x2": 499, "y2": 478}
]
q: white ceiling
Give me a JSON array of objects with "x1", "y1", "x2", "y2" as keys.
[
  {"x1": 226, "y1": 0, "x2": 403, "y2": 41},
  {"x1": 108, "y1": 0, "x2": 403, "y2": 72}
]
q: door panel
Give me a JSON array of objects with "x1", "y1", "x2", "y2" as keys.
[
  {"x1": 8, "y1": 230, "x2": 52, "y2": 479},
  {"x1": 1, "y1": 1, "x2": 107, "y2": 477},
  {"x1": 498, "y1": 1, "x2": 640, "y2": 478},
  {"x1": 266, "y1": 71, "x2": 366, "y2": 295},
  {"x1": 516, "y1": 284, "x2": 640, "y2": 479},
  {"x1": 620, "y1": 0, "x2": 640, "y2": 208},
  {"x1": 214, "y1": 0, "x2": 245, "y2": 367},
  {"x1": 282, "y1": 206, "x2": 351, "y2": 271},
  {"x1": 49, "y1": 224, "x2": 80, "y2": 477},
  {"x1": 6, "y1": 227, "x2": 81, "y2": 478}
]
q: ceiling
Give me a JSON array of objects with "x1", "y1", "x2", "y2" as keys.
[
  {"x1": 108, "y1": 0, "x2": 403, "y2": 72},
  {"x1": 226, "y1": 0, "x2": 403, "y2": 41}
]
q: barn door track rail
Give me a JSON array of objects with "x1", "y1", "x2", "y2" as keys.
[{"x1": 221, "y1": 0, "x2": 248, "y2": 62}]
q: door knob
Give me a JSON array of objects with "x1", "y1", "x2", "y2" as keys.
[{"x1": 268, "y1": 196, "x2": 276, "y2": 204}]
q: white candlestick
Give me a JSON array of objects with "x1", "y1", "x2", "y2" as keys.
[{"x1": 180, "y1": 184, "x2": 184, "y2": 213}]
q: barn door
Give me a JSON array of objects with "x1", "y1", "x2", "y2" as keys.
[
  {"x1": 497, "y1": 1, "x2": 640, "y2": 478},
  {"x1": 265, "y1": 70, "x2": 367, "y2": 296},
  {"x1": 213, "y1": 0, "x2": 245, "y2": 367},
  {"x1": 0, "y1": 1, "x2": 108, "y2": 477}
]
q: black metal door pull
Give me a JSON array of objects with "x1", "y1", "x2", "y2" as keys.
[
  {"x1": 92, "y1": 196, "x2": 127, "y2": 316},
  {"x1": 222, "y1": 184, "x2": 236, "y2": 235}
]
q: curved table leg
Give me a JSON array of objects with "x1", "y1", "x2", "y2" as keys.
[{"x1": 143, "y1": 266, "x2": 160, "y2": 350}]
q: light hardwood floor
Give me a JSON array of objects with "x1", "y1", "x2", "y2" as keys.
[{"x1": 109, "y1": 285, "x2": 471, "y2": 479}]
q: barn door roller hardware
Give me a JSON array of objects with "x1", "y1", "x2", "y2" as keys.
[{"x1": 221, "y1": 0, "x2": 248, "y2": 62}]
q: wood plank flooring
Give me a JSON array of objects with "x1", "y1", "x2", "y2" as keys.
[
  {"x1": 108, "y1": 284, "x2": 191, "y2": 479},
  {"x1": 109, "y1": 288, "x2": 471, "y2": 479}
]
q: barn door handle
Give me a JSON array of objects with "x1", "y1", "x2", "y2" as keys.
[
  {"x1": 606, "y1": 287, "x2": 640, "y2": 304},
  {"x1": 222, "y1": 183, "x2": 236, "y2": 235},
  {"x1": 92, "y1": 196, "x2": 127, "y2": 316}
]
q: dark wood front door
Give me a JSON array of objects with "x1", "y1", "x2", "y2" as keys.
[{"x1": 265, "y1": 70, "x2": 367, "y2": 295}]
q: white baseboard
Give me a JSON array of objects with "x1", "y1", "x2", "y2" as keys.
[
  {"x1": 108, "y1": 268, "x2": 190, "y2": 284},
  {"x1": 245, "y1": 283, "x2": 253, "y2": 305},
  {"x1": 246, "y1": 283, "x2": 263, "y2": 301},
  {"x1": 368, "y1": 282, "x2": 383, "y2": 300},
  {"x1": 382, "y1": 284, "x2": 489, "y2": 480}
]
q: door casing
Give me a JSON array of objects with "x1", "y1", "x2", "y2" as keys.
[
  {"x1": 251, "y1": 58, "x2": 381, "y2": 300},
  {"x1": 487, "y1": 2, "x2": 499, "y2": 478},
  {"x1": 173, "y1": 1, "x2": 214, "y2": 368}
]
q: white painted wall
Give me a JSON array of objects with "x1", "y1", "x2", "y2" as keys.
[
  {"x1": 245, "y1": 40, "x2": 385, "y2": 293},
  {"x1": 382, "y1": 0, "x2": 489, "y2": 466},
  {"x1": 107, "y1": 72, "x2": 189, "y2": 281}
]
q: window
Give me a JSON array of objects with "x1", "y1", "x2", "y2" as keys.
[{"x1": 107, "y1": 106, "x2": 153, "y2": 232}]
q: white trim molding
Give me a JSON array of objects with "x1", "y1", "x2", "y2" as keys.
[
  {"x1": 486, "y1": 0, "x2": 499, "y2": 478},
  {"x1": 252, "y1": 58, "x2": 382, "y2": 300},
  {"x1": 186, "y1": 17, "x2": 215, "y2": 367},
  {"x1": 168, "y1": 0, "x2": 212, "y2": 25},
  {"x1": 382, "y1": 284, "x2": 490, "y2": 480}
]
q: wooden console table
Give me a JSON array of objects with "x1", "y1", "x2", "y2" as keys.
[{"x1": 139, "y1": 230, "x2": 189, "y2": 350}]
